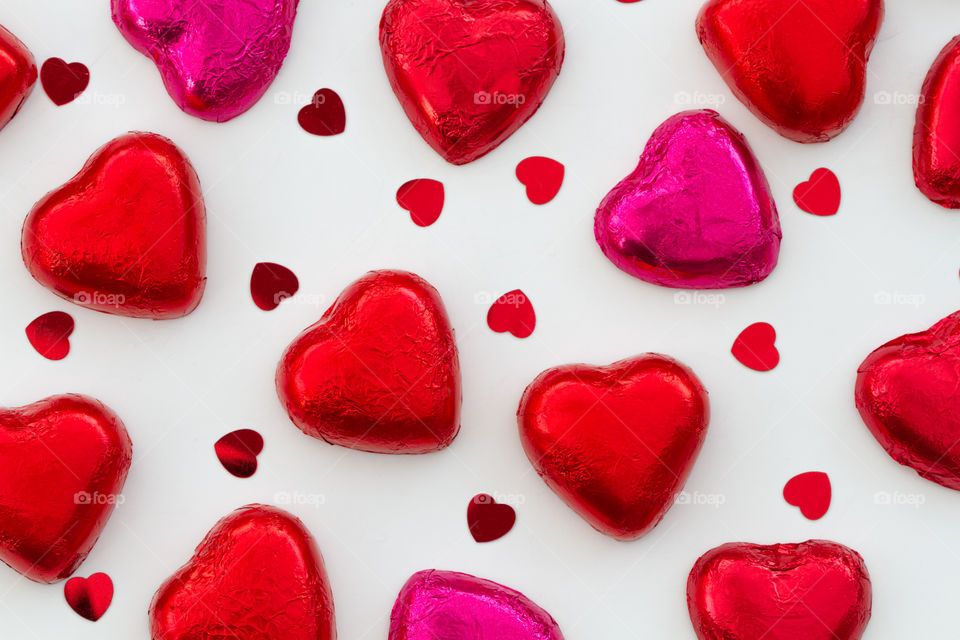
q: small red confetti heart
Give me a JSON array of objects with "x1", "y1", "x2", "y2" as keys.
[
  {"x1": 487, "y1": 289, "x2": 536, "y2": 338},
  {"x1": 250, "y1": 262, "x2": 299, "y2": 311},
  {"x1": 467, "y1": 494, "x2": 516, "y2": 543},
  {"x1": 25, "y1": 311, "x2": 74, "y2": 360},
  {"x1": 516, "y1": 156, "x2": 564, "y2": 205},
  {"x1": 298, "y1": 89, "x2": 345, "y2": 136},
  {"x1": 396, "y1": 179, "x2": 445, "y2": 227},
  {"x1": 793, "y1": 168, "x2": 841, "y2": 216},
  {"x1": 40, "y1": 58, "x2": 89, "y2": 106},
  {"x1": 783, "y1": 471, "x2": 831, "y2": 520},
  {"x1": 214, "y1": 429, "x2": 264, "y2": 478},
  {"x1": 731, "y1": 322, "x2": 779, "y2": 372},
  {"x1": 64, "y1": 572, "x2": 113, "y2": 622}
]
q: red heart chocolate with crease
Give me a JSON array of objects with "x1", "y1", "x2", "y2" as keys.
[
  {"x1": 22, "y1": 132, "x2": 206, "y2": 319},
  {"x1": 0, "y1": 394, "x2": 132, "y2": 583},
  {"x1": 518, "y1": 354, "x2": 709, "y2": 540},
  {"x1": 0, "y1": 24, "x2": 36, "y2": 131},
  {"x1": 277, "y1": 270, "x2": 462, "y2": 454},
  {"x1": 914, "y1": 36, "x2": 960, "y2": 208}
]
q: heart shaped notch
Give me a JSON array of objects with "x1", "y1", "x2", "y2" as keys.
[{"x1": 22, "y1": 132, "x2": 206, "y2": 319}]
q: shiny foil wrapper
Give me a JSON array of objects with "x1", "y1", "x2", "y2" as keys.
[
  {"x1": 697, "y1": 0, "x2": 883, "y2": 143},
  {"x1": 687, "y1": 540, "x2": 872, "y2": 640},
  {"x1": 0, "y1": 24, "x2": 36, "y2": 132},
  {"x1": 914, "y1": 36, "x2": 960, "y2": 208},
  {"x1": 379, "y1": 0, "x2": 564, "y2": 165},
  {"x1": 390, "y1": 570, "x2": 564, "y2": 640},
  {"x1": 111, "y1": 0, "x2": 299, "y2": 122},
  {"x1": 150, "y1": 504, "x2": 336, "y2": 640},
  {"x1": 856, "y1": 311, "x2": 960, "y2": 490},
  {"x1": 518, "y1": 354, "x2": 709, "y2": 540},
  {"x1": 21, "y1": 132, "x2": 207, "y2": 319},
  {"x1": 0, "y1": 395, "x2": 132, "y2": 583},
  {"x1": 595, "y1": 110, "x2": 780, "y2": 290},
  {"x1": 276, "y1": 270, "x2": 462, "y2": 454}
]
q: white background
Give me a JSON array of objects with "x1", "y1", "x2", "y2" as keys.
[{"x1": 0, "y1": 0, "x2": 957, "y2": 637}]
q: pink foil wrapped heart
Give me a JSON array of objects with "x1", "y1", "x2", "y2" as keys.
[
  {"x1": 595, "y1": 110, "x2": 781, "y2": 289},
  {"x1": 111, "y1": 0, "x2": 299, "y2": 122}
]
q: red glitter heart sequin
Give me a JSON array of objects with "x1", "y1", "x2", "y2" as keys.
[
  {"x1": 0, "y1": 25, "x2": 37, "y2": 132},
  {"x1": 467, "y1": 494, "x2": 516, "y2": 543},
  {"x1": 40, "y1": 57, "x2": 89, "y2": 106},
  {"x1": 794, "y1": 168, "x2": 841, "y2": 216},
  {"x1": 487, "y1": 289, "x2": 536, "y2": 339},
  {"x1": 250, "y1": 262, "x2": 299, "y2": 311},
  {"x1": 64, "y1": 572, "x2": 113, "y2": 622},
  {"x1": 214, "y1": 429, "x2": 264, "y2": 478},
  {"x1": 731, "y1": 322, "x2": 779, "y2": 372},
  {"x1": 783, "y1": 471, "x2": 831, "y2": 520},
  {"x1": 298, "y1": 88, "x2": 345, "y2": 136},
  {"x1": 25, "y1": 310, "x2": 74, "y2": 360},
  {"x1": 396, "y1": 179, "x2": 444, "y2": 227},
  {"x1": 516, "y1": 157, "x2": 564, "y2": 204}
]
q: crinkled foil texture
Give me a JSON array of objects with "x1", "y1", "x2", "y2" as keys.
[
  {"x1": 856, "y1": 310, "x2": 960, "y2": 490},
  {"x1": 389, "y1": 570, "x2": 564, "y2": 640},
  {"x1": 914, "y1": 37, "x2": 960, "y2": 208},
  {"x1": 595, "y1": 110, "x2": 780, "y2": 290},
  {"x1": 687, "y1": 540, "x2": 872, "y2": 640},
  {"x1": 0, "y1": 24, "x2": 36, "y2": 131},
  {"x1": 111, "y1": 0, "x2": 299, "y2": 122}
]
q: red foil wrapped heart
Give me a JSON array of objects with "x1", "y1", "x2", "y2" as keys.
[
  {"x1": 914, "y1": 36, "x2": 960, "y2": 208},
  {"x1": 518, "y1": 355, "x2": 709, "y2": 540},
  {"x1": 855, "y1": 311, "x2": 960, "y2": 490},
  {"x1": 0, "y1": 395, "x2": 132, "y2": 583},
  {"x1": 696, "y1": 0, "x2": 883, "y2": 142},
  {"x1": 0, "y1": 25, "x2": 36, "y2": 132},
  {"x1": 150, "y1": 504, "x2": 336, "y2": 640},
  {"x1": 22, "y1": 132, "x2": 206, "y2": 319},
  {"x1": 379, "y1": 0, "x2": 564, "y2": 165},
  {"x1": 277, "y1": 270, "x2": 461, "y2": 454},
  {"x1": 687, "y1": 540, "x2": 872, "y2": 640}
]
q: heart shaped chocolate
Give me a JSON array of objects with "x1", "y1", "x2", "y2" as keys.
[
  {"x1": 0, "y1": 24, "x2": 36, "y2": 131},
  {"x1": 687, "y1": 540, "x2": 872, "y2": 640},
  {"x1": 111, "y1": 0, "x2": 299, "y2": 122},
  {"x1": 390, "y1": 570, "x2": 564, "y2": 640},
  {"x1": 0, "y1": 395, "x2": 131, "y2": 583},
  {"x1": 22, "y1": 132, "x2": 206, "y2": 319},
  {"x1": 379, "y1": 0, "x2": 564, "y2": 165},
  {"x1": 856, "y1": 311, "x2": 960, "y2": 490},
  {"x1": 518, "y1": 354, "x2": 709, "y2": 540},
  {"x1": 914, "y1": 36, "x2": 960, "y2": 208},
  {"x1": 595, "y1": 110, "x2": 780, "y2": 289},
  {"x1": 697, "y1": 0, "x2": 883, "y2": 142},
  {"x1": 277, "y1": 270, "x2": 461, "y2": 454},
  {"x1": 150, "y1": 504, "x2": 335, "y2": 640}
]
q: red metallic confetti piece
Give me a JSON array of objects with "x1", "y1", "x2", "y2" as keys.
[
  {"x1": 396, "y1": 179, "x2": 444, "y2": 227},
  {"x1": 486, "y1": 289, "x2": 536, "y2": 339},
  {"x1": 250, "y1": 262, "x2": 299, "y2": 311},
  {"x1": 731, "y1": 322, "x2": 779, "y2": 372},
  {"x1": 783, "y1": 471, "x2": 831, "y2": 520},
  {"x1": 40, "y1": 58, "x2": 88, "y2": 106},
  {"x1": 64, "y1": 572, "x2": 113, "y2": 621},
  {"x1": 467, "y1": 494, "x2": 516, "y2": 542},
  {"x1": 0, "y1": 26, "x2": 37, "y2": 132},
  {"x1": 516, "y1": 157, "x2": 564, "y2": 204},
  {"x1": 25, "y1": 311, "x2": 74, "y2": 360},
  {"x1": 214, "y1": 429, "x2": 264, "y2": 478},
  {"x1": 298, "y1": 89, "x2": 345, "y2": 136},
  {"x1": 794, "y1": 168, "x2": 841, "y2": 216}
]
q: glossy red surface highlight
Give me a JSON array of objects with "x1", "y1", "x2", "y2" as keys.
[
  {"x1": 914, "y1": 36, "x2": 960, "y2": 208},
  {"x1": 0, "y1": 24, "x2": 36, "y2": 131}
]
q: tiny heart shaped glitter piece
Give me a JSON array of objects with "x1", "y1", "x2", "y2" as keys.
[
  {"x1": 697, "y1": 0, "x2": 883, "y2": 142},
  {"x1": 390, "y1": 570, "x2": 564, "y2": 640},
  {"x1": 783, "y1": 471, "x2": 831, "y2": 520},
  {"x1": 277, "y1": 270, "x2": 462, "y2": 454},
  {"x1": 731, "y1": 322, "x2": 779, "y2": 372},
  {"x1": 856, "y1": 311, "x2": 960, "y2": 490},
  {"x1": 0, "y1": 25, "x2": 37, "y2": 132},
  {"x1": 914, "y1": 36, "x2": 960, "y2": 208},
  {"x1": 40, "y1": 58, "x2": 89, "y2": 106},
  {"x1": 595, "y1": 110, "x2": 780, "y2": 289},
  {"x1": 467, "y1": 494, "x2": 516, "y2": 542},
  {"x1": 516, "y1": 156, "x2": 564, "y2": 204},
  {"x1": 64, "y1": 572, "x2": 113, "y2": 621},
  {"x1": 518, "y1": 354, "x2": 709, "y2": 540},
  {"x1": 22, "y1": 132, "x2": 206, "y2": 319},
  {"x1": 25, "y1": 310, "x2": 74, "y2": 360},
  {"x1": 688, "y1": 540, "x2": 872, "y2": 640},
  {"x1": 214, "y1": 429, "x2": 264, "y2": 478},
  {"x1": 379, "y1": 0, "x2": 564, "y2": 165},
  {"x1": 0, "y1": 394, "x2": 131, "y2": 583},
  {"x1": 150, "y1": 504, "x2": 336, "y2": 640},
  {"x1": 487, "y1": 289, "x2": 536, "y2": 339},
  {"x1": 794, "y1": 168, "x2": 841, "y2": 216},
  {"x1": 250, "y1": 262, "x2": 299, "y2": 311},
  {"x1": 298, "y1": 89, "x2": 346, "y2": 136},
  {"x1": 111, "y1": 0, "x2": 299, "y2": 122},
  {"x1": 396, "y1": 179, "x2": 444, "y2": 227}
]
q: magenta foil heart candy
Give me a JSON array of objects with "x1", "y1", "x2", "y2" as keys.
[
  {"x1": 595, "y1": 110, "x2": 781, "y2": 289},
  {"x1": 111, "y1": 0, "x2": 299, "y2": 122}
]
